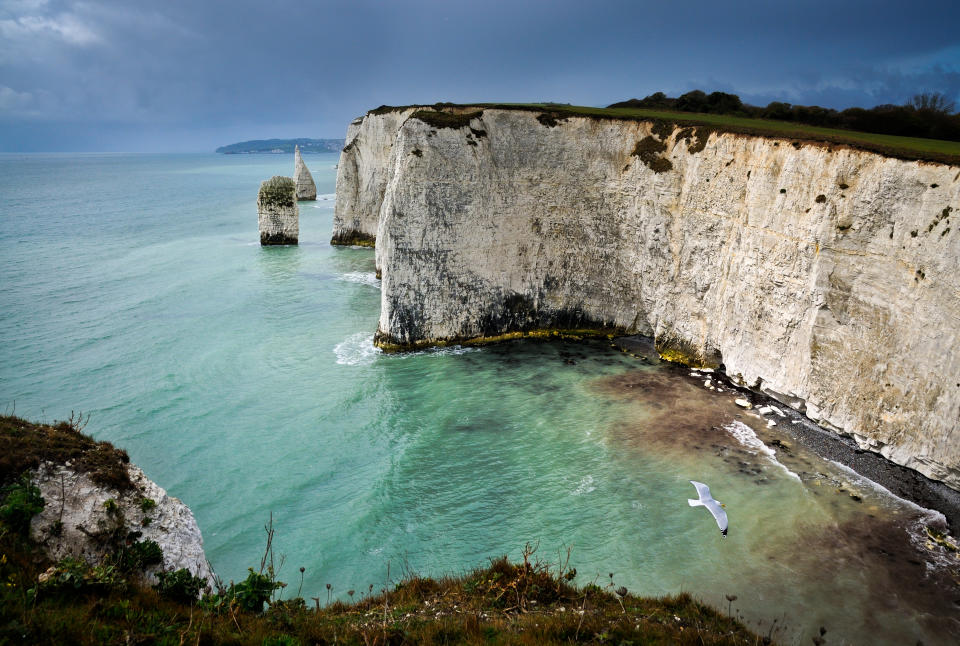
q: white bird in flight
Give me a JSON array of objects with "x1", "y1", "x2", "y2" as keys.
[{"x1": 688, "y1": 481, "x2": 728, "y2": 537}]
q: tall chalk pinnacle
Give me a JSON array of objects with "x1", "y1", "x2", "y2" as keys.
[{"x1": 294, "y1": 145, "x2": 317, "y2": 201}]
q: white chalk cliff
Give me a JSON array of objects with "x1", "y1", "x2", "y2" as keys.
[
  {"x1": 332, "y1": 110, "x2": 416, "y2": 247},
  {"x1": 30, "y1": 462, "x2": 215, "y2": 586},
  {"x1": 294, "y1": 145, "x2": 317, "y2": 201},
  {"x1": 333, "y1": 106, "x2": 960, "y2": 490}
]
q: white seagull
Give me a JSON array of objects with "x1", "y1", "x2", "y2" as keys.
[{"x1": 688, "y1": 481, "x2": 728, "y2": 537}]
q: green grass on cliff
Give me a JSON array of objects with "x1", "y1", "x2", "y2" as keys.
[
  {"x1": 0, "y1": 414, "x2": 132, "y2": 492},
  {"x1": 372, "y1": 102, "x2": 960, "y2": 165},
  {"x1": 2, "y1": 546, "x2": 766, "y2": 645},
  {"x1": 0, "y1": 416, "x2": 767, "y2": 645}
]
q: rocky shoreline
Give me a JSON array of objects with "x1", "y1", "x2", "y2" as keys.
[{"x1": 613, "y1": 334, "x2": 960, "y2": 534}]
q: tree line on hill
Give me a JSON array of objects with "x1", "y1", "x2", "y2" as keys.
[{"x1": 609, "y1": 91, "x2": 960, "y2": 142}]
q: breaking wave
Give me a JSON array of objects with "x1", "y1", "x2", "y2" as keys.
[
  {"x1": 334, "y1": 333, "x2": 479, "y2": 366},
  {"x1": 338, "y1": 271, "x2": 381, "y2": 288},
  {"x1": 397, "y1": 345, "x2": 480, "y2": 360},
  {"x1": 723, "y1": 421, "x2": 801, "y2": 481},
  {"x1": 334, "y1": 332, "x2": 380, "y2": 366}
]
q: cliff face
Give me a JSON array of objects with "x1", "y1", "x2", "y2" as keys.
[
  {"x1": 336, "y1": 107, "x2": 960, "y2": 490},
  {"x1": 332, "y1": 109, "x2": 417, "y2": 246},
  {"x1": 30, "y1": 461, "x2": 214, "y2": 585}
]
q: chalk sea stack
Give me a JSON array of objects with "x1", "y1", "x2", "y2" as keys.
[
  {"x1": 294, "y1": 145, "x2": 317, "y2": 200},
  {"x1": 257, "y1": 175, "x2": 299, "y2": 245}
]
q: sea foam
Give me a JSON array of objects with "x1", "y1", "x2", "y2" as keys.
[
  {"x1": 338, "y1": 271, "x2": 381, "y2": 288},
  {"x1": 571, "y1": 475, "x2": 596, "y2": 496},
  {"x1": 334, "y1": 333, "x2": 479, "y2": 366},
  {"x1": 723, "y1": 421, "x2": 801, "y2": 481},
  {"x1": 334, "y1": 332, "x2": 381, "y2": 366}
]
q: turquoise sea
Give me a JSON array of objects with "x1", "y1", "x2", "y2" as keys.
[{"x1": 1, "y1": 152, "x2": 957, "y2": 644}]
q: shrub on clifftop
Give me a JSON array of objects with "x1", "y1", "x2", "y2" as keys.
[{"x1": 0, "y1": 414, "x2": 132, "y2": 492}]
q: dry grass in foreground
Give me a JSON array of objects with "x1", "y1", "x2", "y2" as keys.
[
  {"x1": 3, "y1": 547, "x2": 766, "y2": 645},
  {"x1": 1, "y1": 414, "x2": 767, "y2": 644}
]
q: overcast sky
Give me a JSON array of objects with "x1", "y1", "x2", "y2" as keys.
[{"x1": 1, "y1": 0, "x2": 958, "y2": 152}]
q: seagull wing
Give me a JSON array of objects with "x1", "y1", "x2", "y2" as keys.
[
  {"x1": 689, "y1": 481, "x2": 728, "y2": 536},
  {"x1": 702, "y1": 498, "x2": 728, "y2": 536},
  {"x1": 690, "y1": 480, "x2": 712, "y2": 501}
]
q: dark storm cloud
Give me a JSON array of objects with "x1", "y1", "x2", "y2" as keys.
[{"x1": 1, "y1": 0, "x2": 958, "y2": 151}]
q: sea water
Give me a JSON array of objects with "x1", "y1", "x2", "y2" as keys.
[{"x1": 1, "y1": 153, "x2": 957, "y2": 645}]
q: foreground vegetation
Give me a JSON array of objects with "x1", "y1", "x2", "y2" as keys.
[
  {"x1": 2, "y1": 541, "x2": 766, "y2": 645},
  {"x1": 0, "y1": 415, "x2": 767, "y2": 644}
]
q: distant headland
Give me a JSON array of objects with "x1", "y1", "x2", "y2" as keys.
[{"x1": 216, "y1": 138, "x2": 345, "y2": 154}]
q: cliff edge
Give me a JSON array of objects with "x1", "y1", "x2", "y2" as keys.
[
  {"x1": 334, "y1": 106, "x2": 960, "y2": 490},
  {"x1": 1, "y1": 415, "x2": 214, "y2": 587}
]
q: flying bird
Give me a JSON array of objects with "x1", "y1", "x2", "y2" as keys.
[{"x1": 688, "y1": 481, "x2": 728, "y2": 537}]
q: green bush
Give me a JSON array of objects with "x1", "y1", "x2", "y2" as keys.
[
  {"x1": 0, "y1": 475, "x2": 44, "y2": 535},
  {"x1": 117, "y1": 539, "x2": 163, "y2": 572},
  {"x1": 36, "y1": 557, "x2": 124, "y2": 595},
  {"x1": 155, "y1": 568, "x2": 207, "y2": 604},
  {"x1": 198, "y1": 568, "x2": 284, "y2": 614},
  {"x1": 233, "y1": 568, "x2": 285, "y2": 613}
]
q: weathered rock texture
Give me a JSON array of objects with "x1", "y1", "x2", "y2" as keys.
[
  {"x1": 336, "y1": 106, "x2": 960, "y2": 490},
  {"x1": 30, "y1": 462, "x2": 214, "y2": 586},
  {"x1": 294, "y1": 145, "x2": 317, "y2": 201},
  {"x1": 332, "y1": 109, "x2": 417, "y2": 246},
  {"x1": 258, "y1": 175, "x2": 299, "y2": 245}
]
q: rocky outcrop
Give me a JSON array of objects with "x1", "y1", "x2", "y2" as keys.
[
  {"x1": 294, "y1": 145, "x2": 317, "y2": 201},
  {"x1": 30, "y1": 461, "x2": 214, "y2": 586},
  {"x1": 258, "y1": 175, "x2": 299, "y2": 245},
  {"x1": 332, "y1": 109, "x2": 417, "y2": 246},
  {"x1": 337, "y1": 106, "x2": 960, "y2": 490}
]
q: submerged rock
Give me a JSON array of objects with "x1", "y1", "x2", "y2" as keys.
[
  {"x1": 612, "y1": 335, "x2": 661, "y2": 364},
  {"x1": 258, "y1": 175, "x2": 298, "y2": 245},
  {"x1": 294, "y1": 145, "x2": 317, "y2": 201}
]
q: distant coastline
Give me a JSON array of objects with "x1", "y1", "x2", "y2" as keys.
[{"x1": 216, "y1": 138, "x2": 345, "y2": 154}]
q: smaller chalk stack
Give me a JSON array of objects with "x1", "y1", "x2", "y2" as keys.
[
  {"x1": 258, "y1": 176, "x2": 299, "y2": 245},
  {"x1": 294, "y1": 145, "x2": 317, "y2": 200}
]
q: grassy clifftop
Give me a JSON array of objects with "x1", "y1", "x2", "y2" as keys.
[
  {"x1": 371, "y1": 102, "x2": 960, "y2": 165},
  {"x1": 0, "y1": 415, "x2": 764, "y2": 644}
]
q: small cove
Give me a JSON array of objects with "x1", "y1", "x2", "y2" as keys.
[{"x1": 1, "y1": 152, "x2": 957, "y2": 645}]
